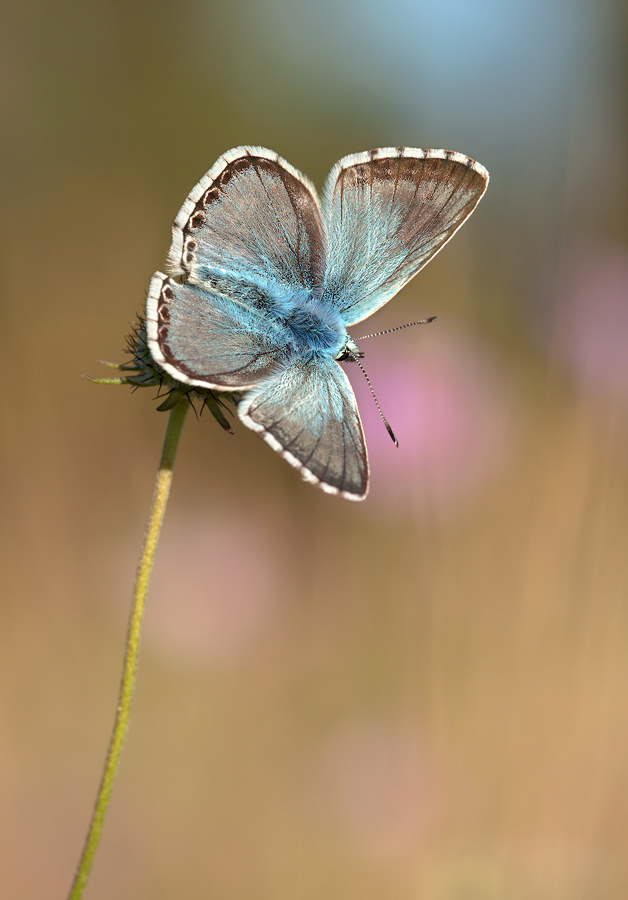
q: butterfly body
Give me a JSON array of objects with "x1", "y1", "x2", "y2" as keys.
[{"x1": 146, "y1": 146, "x2": 488, "y2": 500}]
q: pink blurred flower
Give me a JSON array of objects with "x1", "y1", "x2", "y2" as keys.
[
  {"x1": 347, "y1": 325, "x2": 512, "y2": 514},
  {"x1": 552, "y1": 238, "x2": 628, "y2": 400},
  {"x1": 142, "y1": 511, "x2": 282, "y2": 667},
  {"x1": 310, "y1": 718, "x2": 439, "y2": 861}
]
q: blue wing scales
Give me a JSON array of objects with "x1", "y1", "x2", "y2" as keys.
[
  {"x1": 144, "y1": 145, "x2": 490, "y2": 500},
  {"x1": 168, "y1": 146, "x2": 326, "y2": 300},
  {"x1": 145, "y1": 273, "x2": 291, "y2": 390},
  {"x1": 238, "y1": 357, "x2": 368, "y2": 500},
  {"x1": 321, "y1": 148, "x2": 489, "y2": 326}
]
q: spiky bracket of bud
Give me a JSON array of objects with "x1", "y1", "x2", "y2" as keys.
[{"x1": 88, "y1": 318, "x2": 239, "y2": 433}]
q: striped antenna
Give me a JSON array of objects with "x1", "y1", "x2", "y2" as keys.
[
  {"x1": 355, "y1": 360, "x2": 398, "y2": 447},
  {"x1": 356, "y1": 316, "x2": 436, "y2": 340}
]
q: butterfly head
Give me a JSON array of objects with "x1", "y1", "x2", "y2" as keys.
[{"x1": 335, "y1": 336, "x2": 364, "y2": 363}]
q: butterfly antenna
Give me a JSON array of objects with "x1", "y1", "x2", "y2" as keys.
[
  {"x1": 355, "y1": 360, "x2": 398, "y2": 447},
  {"x1": 356, "y1": 316, "x2": 436, "y2": 340}
]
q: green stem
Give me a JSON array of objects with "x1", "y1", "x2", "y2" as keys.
[{"x1": 67, "y1": 398, "x2": 189, "y2": 900}]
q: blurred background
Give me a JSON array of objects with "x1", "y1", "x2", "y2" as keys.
[{"x1": 2, "y1": 0, "x2": 628, "y2": 897}]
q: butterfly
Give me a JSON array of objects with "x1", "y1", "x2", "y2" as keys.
[{"x1": 146, "y1": 146, "x2": 488, "y2": 500}]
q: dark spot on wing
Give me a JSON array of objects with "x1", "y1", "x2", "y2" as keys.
[
  {"x1": 190, "y1": 210, "x2": 206, "y2": 228},
  {"x1": 202, "y1": 187, "x2": 222, "y2": 206},
  {"x1": 219, "y1": 166, "x2": 235, "y2": 186},
  {"x1": 184, "y1": 238, "x2": 197, "y2": 265}
]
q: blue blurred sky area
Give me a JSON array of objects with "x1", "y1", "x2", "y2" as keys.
[{"x1": 240, "y1": 0, "x2": 600, "y2": 148}]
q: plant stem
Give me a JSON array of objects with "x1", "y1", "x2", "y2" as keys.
[{"x1": 67, "y1": 398, "x2": 189, "y2": 900}]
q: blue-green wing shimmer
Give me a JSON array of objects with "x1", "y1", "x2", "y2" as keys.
[
  {"x1": 321, "y1": 148, "x2": 488, "y2": 327},
  {"x1": 239, "y1": 356, "x2": 369, "y2": 500}
]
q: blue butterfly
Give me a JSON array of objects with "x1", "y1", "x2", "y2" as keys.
[{"x1": 146, "y1": 146, "x2": 488, "y2": 500}]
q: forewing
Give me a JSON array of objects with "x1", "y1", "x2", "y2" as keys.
[
  {"x1": 168, "y1": 146, "x2": 326, "y2": 298},
  {"x1": 146, "y1": 273, "x2": 290, "y2": 390},
  {"x1": 322, "y1": 148, "x2": 489, "y2": 326},
  {"x1": 239, "y1": 357, "x2": 369, "y2": 500}
]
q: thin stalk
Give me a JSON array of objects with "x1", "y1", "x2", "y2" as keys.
[{"x1": 67, "y1": 398, "x2": 189, "y2": 900}]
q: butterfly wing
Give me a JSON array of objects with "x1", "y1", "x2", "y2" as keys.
[
  {"x1": 321, "y1": 148, "x2": 489, "y2": 326},
  {"x1": 168, "y1": 146, "x2": 326, "y2": 300},
  {"x1": 146, "y1": 273, "x2": 291, "y2": 390},
  {"x1": 238, "y1": 357, "x2": 369, "y2": 500}
]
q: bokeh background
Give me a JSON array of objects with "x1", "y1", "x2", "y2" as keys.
[{"x1": 2, "y1": 0, "x2": 628, "y2": 897}]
